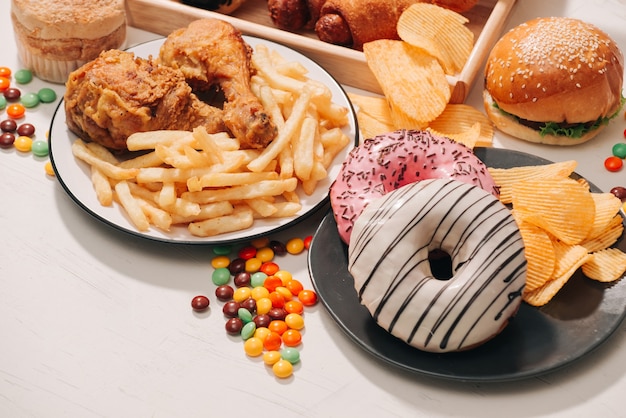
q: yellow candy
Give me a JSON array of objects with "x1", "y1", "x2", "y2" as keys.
[
  {"x1": 244, "y1": 337, "x2": 264, "y2": 357},
  {"x1": 256, "y1": 297, "x2": 273, "y2": 315},
  {"x1": 14, "y1": 135, "x2": 32, "y2": 152},
  {"x1": 286, "y1": 238, "x2": 304, "y2": 255},
  {"x1": 275, "y1": 286, "x2": 293, "y2": 300},
  {"x1": 245, "y1": 257, "x2": 262, "y2": 273},
  {"x1": 254, "y1": 327, "x2": 271, "y2": 341},
  {"x1": 233, "y1": 287, "x2": 252, "y2": 303},
  {"x1": 250, "y1": 286, "x2": 270, "y2": 301},
  {"x1": 272, "y1": 359, "x2": 293, "y2": 378},
  {"x1": 211, "y1": 255, "x2": 231, "y2": 269},
  {"x1": 285, "y1": 313, "x2": 304, "y2": 330},
  {"x1": 44, "y1": 161, "x2": 55, "y2": 176},
  {"x1": 263, "y1": 350, "x2": 282, "y2": 366},
  {"x1": 274, "y1": 270, "x2": 293, "y2": 285},
  {"x1": 256, "y1": 247, "x2": 275, "y2": 262}
]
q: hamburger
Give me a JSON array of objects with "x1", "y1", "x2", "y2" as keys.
[{"x1": 483, "y1": 17, "x2": 624, "y2": 146}]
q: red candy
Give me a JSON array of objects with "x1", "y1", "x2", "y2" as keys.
[
  {"x1": 238, "y1": 246, "x2": 257, "y2": 260},
  {"x1": 605, "y1": 156, "x2": 623, "y2": 172}
]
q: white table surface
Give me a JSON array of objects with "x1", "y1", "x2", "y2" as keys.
[{"x1": 2, "y1": 0, "x2": 626, "y2": 417}]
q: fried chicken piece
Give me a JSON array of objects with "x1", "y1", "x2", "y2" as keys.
[
  {"x1": 64, "y1": 49, "x2": 227, "y2": 150},
  {"x1": 159, "y1": 18, "x2": 278, "y2": 149}
]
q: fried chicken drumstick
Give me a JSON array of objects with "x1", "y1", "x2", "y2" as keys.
[
  {"x1": 159, "y1": 19, "x2": 278, "y2": 149},
  {"x1": 64, "y1": 49, "x2": 226, "y2": 150}
]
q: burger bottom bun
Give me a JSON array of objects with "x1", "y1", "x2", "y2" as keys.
[{"x1": 483, "y1": 91, "x2": 605, "y2": 146}]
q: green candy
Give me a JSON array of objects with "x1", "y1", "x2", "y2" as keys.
[
  {"x1": 211, "y1": 267, "x2": 231, "y2": 286},
  {"x1": 31, "y1": 140, "x2": 49, "y2": 157},
  {"x1": 0, "y1": 95, "x2": 6, "y2": 110},
  {"x1": 37, "y1": 87, "x2": 57, "y2": 103},
  {"x1": 237, "y1": 307, "x2": 253, "y2": 323},
  {"x1": 280, "y1": 347, "x2": 300, "y2": 364},
  {"x1": 21, "y1": 92, "x2": 40, "y2": 108},
  {"x1": 612, "y1": 143, "x2": 626, "y2": 159},
  {"x1": 240, "y1": 321, "x2": 256, "y2": 340},
  {"x1": 212, "y1": 245, "x2": 232, "y2": 255},
  {"x1": 14, "y1": 69, "x2": 33, "y2": 84},
  {"x1": 250, "y1": 272, "x2": 267, "y2": 288}
]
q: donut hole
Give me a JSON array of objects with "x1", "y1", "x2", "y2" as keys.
[{"x1": 428, "y1": 249, "x2": 453, "y2": 280}]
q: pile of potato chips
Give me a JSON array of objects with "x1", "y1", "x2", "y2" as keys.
[
  {"x1": 489, "y1": 160, "x2": 626, "y2": 306},
  {"x1": 351, "y1": 3, "x2": 492, "y2": 148}
]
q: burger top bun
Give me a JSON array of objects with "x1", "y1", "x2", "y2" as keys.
[{"x1": 484, "y1": 17, "x2": 624, "y2": 145}]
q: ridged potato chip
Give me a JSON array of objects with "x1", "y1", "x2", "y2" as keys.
[
  {"x1": 581, "y1": 214, "x2": 624, "y2": 253},
  {"x1": 582, "y1": 248, "x2": 626, "y2": 282},
  {"x1": 363, "y1": 40, "x2": 450, "y2": 129},
  {"x1": 397, "y1": 3, "x2": 473, "y2": 75},
  {"x1": 427, "y1": 122, "x2": 480, "y2": 149},
  {"x1": 511, "y1": 178, "x2": 595, "y2": 245},
  {"x1": 355, "y1": 111, "x2": 395, "y2": 142},
  {"x1": 427, "y1": 104, "x2": 494, "y2": 147},
  {"x1": 523, "y1": 241, "x2": 591, "y2": 307},
  {"x1": 488, "y1": 160, "x2": 577, "y2": 204},
  {"x1": 514, "y1": 216, "x2": 556, "y2": 292},
  {"x1": 585, "y1": 193, "x2": 622, "y2": 240}
]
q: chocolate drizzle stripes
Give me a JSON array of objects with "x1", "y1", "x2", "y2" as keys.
[{"x1": 348, "y1": 178, "x2": 526, "y2": 353}]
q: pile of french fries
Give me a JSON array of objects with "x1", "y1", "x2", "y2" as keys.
[{"x1": 71, "y1": 43, "x2": 352, "y2": 237}]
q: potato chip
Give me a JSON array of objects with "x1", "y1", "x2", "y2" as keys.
[
  {"x1": 582, "y1": 248, "x2": 626, "y2": 282},
  {"x1": 514, "y1": 216, "x2": 556, "y2": 292},
  {"x1": 427, "y1": 104, "x2": 494, "y2": 147},
  {"x1": 427, "y1": 122, "x2": 480, "y2": 149},
  {"x1": 397, "y1": 3, "x2": 473, "y2": 75},
  {"x1": 523, "y1": 241, "x2": 591, "y2": 307},
  {"x1": 580, "y1": 214, "x2": 624, "y2": 253},
  {"x1": 355, "y1": 111, "x2": 395, "y2": 141},
  {"x1": 585, "y1": 193, "x2": 622, "y2": 240},
  {"x1": 489, "y1": 160, "x2": 577, "y2": 204},
  {"x1": 363, "y1": 40, "x2": 450, "y2": 129},
  {"x1": 511, "y1": 178, "x2": 595, "y2": 245}
]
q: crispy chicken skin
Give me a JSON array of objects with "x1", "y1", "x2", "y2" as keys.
[
  {"x1": 159, "y1": 19, "x2": 278, "y2": 149},
  {"x1": 64, "y1": 49, "x2": 226, "y2": 150}
]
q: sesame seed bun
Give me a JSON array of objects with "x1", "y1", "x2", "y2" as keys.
[
  {"x1": 483, "y1": 17, "x2": 624, "y2": 146},
  {"x1": 11, "y1": 0, "x2": 126, "y2": 84}
]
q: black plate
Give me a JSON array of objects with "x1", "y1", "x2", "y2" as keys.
[{"x1": 308, "y1": 148, "x2": 626, "y2": 382}]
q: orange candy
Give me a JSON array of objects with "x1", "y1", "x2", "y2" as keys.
[
  {"x1": 7, "y1": 103, "x2": 25, "y2": 118},
  {"x1": 282, "y1": 329, "x2": 302, "y2": 347}
]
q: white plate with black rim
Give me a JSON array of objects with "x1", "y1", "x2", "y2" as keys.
[{"x1": 49, "y1": 36, "x2": 358, "y2": 245}]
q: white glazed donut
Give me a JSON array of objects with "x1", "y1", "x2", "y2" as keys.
[{"x1": 348, "y1": 178, "x2": 527, "y2": 353}]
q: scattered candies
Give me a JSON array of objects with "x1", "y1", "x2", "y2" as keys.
[
  {"x1": 0, "y1": 65, "x2": 59, "y2": 177},
  {"x1": 198, "y1": 236, "x2": 318, "y2": 379}
]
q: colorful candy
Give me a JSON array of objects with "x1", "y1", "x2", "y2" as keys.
[
  {"x1": 605, "y1": 156, "x2": 623, "y2": 172},
  {"x1": 612, "y1": 143, "x2": 626, "y2": 159},
  {"x1": 14, "y1": 69, "x2": 32, "y2": 84},
  {"x1": 191, "y1": 295, "x2": 210, "y2": 311},
  {"x1": 201, "y1": 236, "x2": 317, "y2": 379}
]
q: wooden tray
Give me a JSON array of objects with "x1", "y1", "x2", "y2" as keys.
[{"x1": 125, "y1": 0, "x2": 517, "y2": 102}]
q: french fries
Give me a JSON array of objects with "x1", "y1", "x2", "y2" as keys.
[{"x1": 72, "y1": 43, "x2": 352, "y2": 237}]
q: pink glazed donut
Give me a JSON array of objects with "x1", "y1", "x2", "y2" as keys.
[{"x1": 329, "y1": 129, "x2": 499, "y2": 244}]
